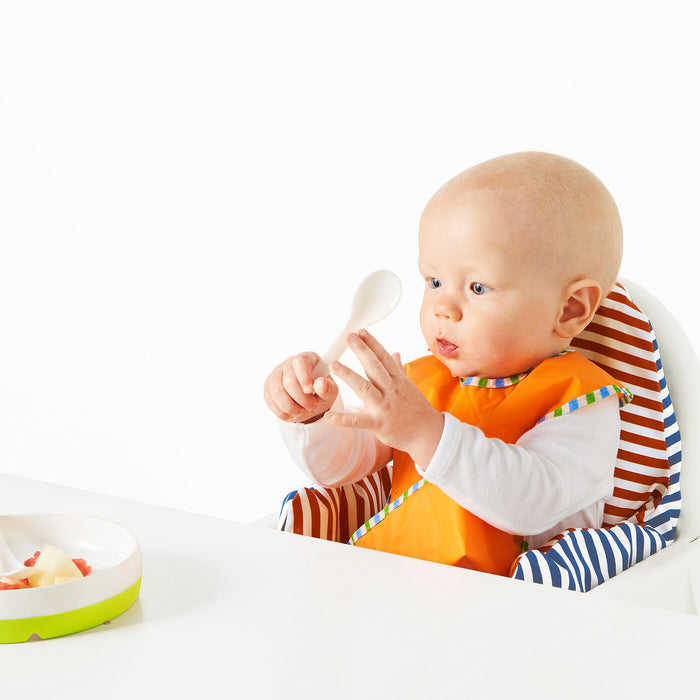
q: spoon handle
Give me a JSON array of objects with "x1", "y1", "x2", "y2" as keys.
[{"x1": 311, "y1": 328, "x2": 351, "y2": 379}]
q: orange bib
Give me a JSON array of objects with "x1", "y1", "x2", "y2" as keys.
[{"x1": 352, "y1": 351, "x2": 625, "y2": 576}]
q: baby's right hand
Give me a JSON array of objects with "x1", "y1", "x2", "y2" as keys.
[{"x1": 263, "y1": 352, "x2": 339, "y2": 424}]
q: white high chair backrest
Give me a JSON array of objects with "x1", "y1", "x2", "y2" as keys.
[
  {"x1": 619, "y1": 279, "x2": 700, "y2": 540},
  {"x1": 569, "y1": 282, "x2": 681, "y2": 537}
]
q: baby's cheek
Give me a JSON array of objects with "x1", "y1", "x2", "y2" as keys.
[{"x1": 418, "y1": 308, "x2": 432, "y2": 344}]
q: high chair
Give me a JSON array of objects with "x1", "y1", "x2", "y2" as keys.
[
  {"x1": 587, "y1": 280, "x2": 700, "y2": 613},
  {"x1": 270, "y1": 280, "x2": 699, "y2": 608}
]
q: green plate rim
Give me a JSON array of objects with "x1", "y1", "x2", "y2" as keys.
[{"x1": 0, "y1": 576, "x2": 141, "y2": 644}]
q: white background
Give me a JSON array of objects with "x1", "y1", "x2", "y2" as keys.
[{"x1": 1, "y1": 1, "x2": 697, "y2": 523}]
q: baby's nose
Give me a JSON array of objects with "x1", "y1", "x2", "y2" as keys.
[{"x1": 435, "y1": 299, "x2": 462, "y2": 321}]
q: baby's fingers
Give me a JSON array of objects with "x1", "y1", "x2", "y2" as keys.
[
  {"x1": 266, "y1": 382, "x2": 310, "y2": 421},
  {"x1": 330, "y1": 360, "x2": 381, "y2": 404},
  {"x1": 324, "y1": 409, "x2": 374, "y2": 431},
  {"x1": 292, "y1": 353, "x2": 319, "y2": 394},
  {"x1": 312, "y1": 375, "x2": 338, "y2": 402},
  {"x1": 264, "y1": 383, "x2": 300, "y2": 421},
  {"x1": 280, "y1": 354, "x2": 322, "y2": 410}
]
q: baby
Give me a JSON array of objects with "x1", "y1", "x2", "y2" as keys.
[{"x1": 264, "y1": 151, "x2": 628, "y2": 575}]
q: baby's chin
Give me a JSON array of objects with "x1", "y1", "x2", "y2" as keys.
[
  {"x1": 441, "y1": 357, "x2": 525, "y2": 380},
  {"x1": 432, "y1": 354, "x2": 472, "y2": 378},
  {"x1": 429, "y1": 345, "x2": 518, "y2": 379}
]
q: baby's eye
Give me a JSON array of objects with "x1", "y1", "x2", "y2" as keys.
[
  {"x1": 429, "y1": 277, "x2": 442, "y2": 289},
  {"x1": 470, "y1": 282, "x2": 491, "y2": 295}
]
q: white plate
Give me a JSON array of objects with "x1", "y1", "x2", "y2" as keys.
[{"x1": 0, "y1": 514, "x2": 142, "y2": 643}]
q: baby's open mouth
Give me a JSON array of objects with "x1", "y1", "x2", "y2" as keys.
[{"x1": 437, "y1": 338, "x2": 459, "y2": 357}]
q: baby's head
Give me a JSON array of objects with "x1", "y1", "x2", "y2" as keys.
[{"x1": 418, "y1": 151, "x2": 623, "y2": 378}]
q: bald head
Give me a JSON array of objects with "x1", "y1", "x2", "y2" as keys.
[{"x1": 424, "y1": 152, "x2": 623, "y2": 296}]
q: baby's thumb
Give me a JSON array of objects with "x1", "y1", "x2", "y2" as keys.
[{"x1": 313, "y1": 375, "x2": 338, "y2": 401}]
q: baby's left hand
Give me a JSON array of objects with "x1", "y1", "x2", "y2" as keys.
[{"x1": 325, "y1": 329, "x2": 444, "y2": 466}]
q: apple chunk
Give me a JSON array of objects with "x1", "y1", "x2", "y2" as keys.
[{"x1": 28, "y1": 544, "x2": 84, "y2": 587}]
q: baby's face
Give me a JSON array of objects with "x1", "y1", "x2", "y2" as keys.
[{"x1": 418, "y1": 189, "x2": 568, "y2": 379}]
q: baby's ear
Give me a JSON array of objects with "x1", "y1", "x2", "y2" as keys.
[{"x1": 555, "y1": 280, "x2": 602, "y2": 339}]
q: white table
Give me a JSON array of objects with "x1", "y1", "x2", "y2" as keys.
[{"x1": 1, "y1": 472, "x2": 699, "y2": 698}]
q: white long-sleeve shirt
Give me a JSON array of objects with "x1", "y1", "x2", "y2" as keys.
[{"x1": 279, "y1": 395, "x2": 621, "y2": 549}]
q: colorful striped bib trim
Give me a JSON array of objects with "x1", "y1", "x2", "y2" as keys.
[
  {"x1": 349, "y1": 479, "x2": 426, "y2": 545},
  {"x1": 459, "y1": 372, "x2": 529, "y2": 388},
  {"x1": 537, "y1": 384, "x2": 633, "y2": 423}
]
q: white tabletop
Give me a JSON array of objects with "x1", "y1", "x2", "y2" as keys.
[{"x1": 1, "y1": 472, "x2": 699, "y2": 698}]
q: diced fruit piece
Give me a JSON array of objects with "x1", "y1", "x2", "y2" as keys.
[
  {"x1": 24, "y1": 551, "x2": 40, "y2": 567},
  {"x1": 23, "y1": 551, "x2": 92, "y2": 577},
  {"x1": 2, "y1": 547, "x2": 93, "y2": 591},
  {"x1": 0, "y1": 577, "x2": 30, "y2": 590},
  {"x1": 28, "y1": 544, "x2": 84, "y2": 588},
  {"x1": 72, "y1": 558, "x2": 92, "y2": 576}
]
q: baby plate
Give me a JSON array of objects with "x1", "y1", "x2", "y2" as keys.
[{"x1": 0, "y1": 514, "x2": 142, "y2": 643}]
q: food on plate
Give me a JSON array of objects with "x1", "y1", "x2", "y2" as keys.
[
  {"x1": 27, "y1": 545, "x2": 87, "y2": 587},
  {"x1": 0, "y1": 544, "x2": 93, "y2": 590},
  {"x1": 0, "y1": 576, "x2": 30, "y2": 590}
]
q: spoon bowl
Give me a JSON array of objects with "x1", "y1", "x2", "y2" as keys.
[{"x1": 312, "y1": 269, "x2": 402, "y2": 379}]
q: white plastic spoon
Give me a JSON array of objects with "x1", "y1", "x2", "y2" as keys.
[
  {"x1": 0, "y1": 528, "x2": 34, "y2": 580},
  {"x1": 311, "y1": 269, "x2": 402, "y2": 379}
]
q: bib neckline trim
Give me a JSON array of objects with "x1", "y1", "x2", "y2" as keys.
[
  {"x1": 459, "y1": 372, "x2": 530, "y2": 389},
  {"x1": 459, "y1": 349, "x2": 574, "y2": 388}
]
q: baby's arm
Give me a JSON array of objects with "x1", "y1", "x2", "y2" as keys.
[
  {"x1": 416, "y1": 398, "x2": 620, "y2": 545},
  {"x1": 279, "y1": 399, "x2": 392, "y2": 486},
  {"x1": 264, "y1": 350, "x2": 392, "y2": 485}
]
